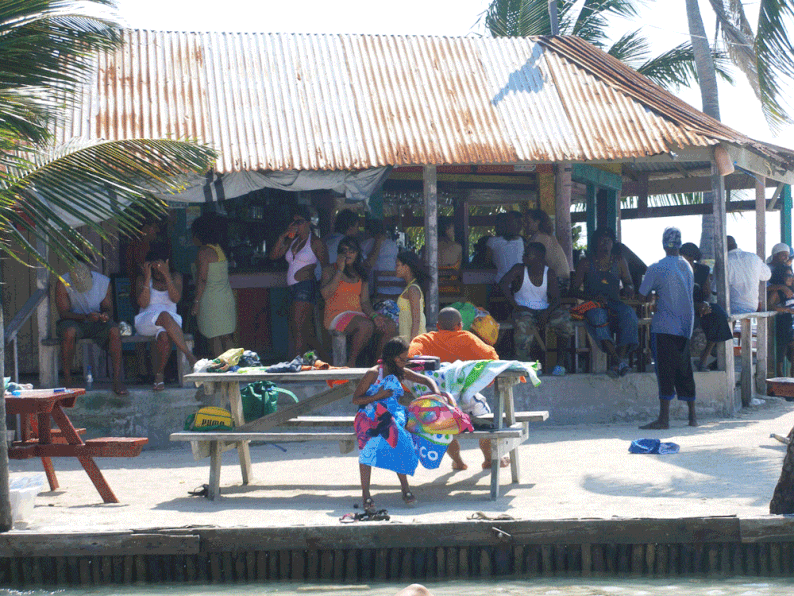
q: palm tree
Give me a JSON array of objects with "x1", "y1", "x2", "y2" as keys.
[
  {"x1": 483, "y1": 0, "x2": 731, "y2": 90},
  {"x1": 683, "y1": 0, "x2": 794, "y2": 257},
  {"x1": 0, "y1": 0, "x2": 217, "y2": 530}
]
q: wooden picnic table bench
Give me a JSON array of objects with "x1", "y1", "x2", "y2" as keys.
[
  {"x1": 176, "y1": 367, "x2": 542, "y2": 501},
  {"x1": 6, "y1": 388, "x2": 148, "y2": 503}
]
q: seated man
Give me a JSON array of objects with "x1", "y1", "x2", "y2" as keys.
[
  {"x1": 55, "y1": 261, "x2": 127, "y2": 395},
  {"x1": 499, "y1": 241, "x2": 573, "y2": 375},
  {"x1": 408, "y1": 307, "x2": 504, "y2": 471}
]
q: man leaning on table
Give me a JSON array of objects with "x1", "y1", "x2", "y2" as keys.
[
  {"x1": 55, "y1": 261, "x2": 128, "y2": 396},
  {"x1": 407, "y1": 307, "x2": 508, "y2": 471}
]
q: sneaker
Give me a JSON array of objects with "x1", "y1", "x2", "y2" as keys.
[
  {"x1": 618, "y1": 361, "x2": 631, "y2": 377},
  {"x1": 551, "y1": 365, "x2": 566, "y2": 376}
]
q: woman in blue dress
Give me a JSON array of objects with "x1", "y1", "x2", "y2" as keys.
[{"x1": 352, "y1": 336, "x2": 440, "y2": 510}]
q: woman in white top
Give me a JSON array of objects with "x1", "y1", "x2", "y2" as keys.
[
  {"x1": 486, "y1": 211, "x2": 525, "y2": 320},
  {"x1": 270, "y1": 207, "x2": 329, "y2": 359},
  {"x1": 135, "y1": 243, "x2": 197, "y2": 391}
]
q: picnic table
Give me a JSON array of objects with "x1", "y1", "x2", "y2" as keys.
[
  {"x1": 174, "y1": 367, "x2": 541, "y2": 501},
  {"x1": 6, "y1": 388, "x2": 147, "y2": 503}
]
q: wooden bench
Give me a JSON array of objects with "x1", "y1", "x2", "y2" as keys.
[
  {"x1": 9, "y1": 437, "x2": 148, "y2": 459},
  {"x1": 170, "y1": 410, "x2": 548, "y2": 499},
  {"x1": 41, "y1": 333, "x2": 194, "y2": 387}
]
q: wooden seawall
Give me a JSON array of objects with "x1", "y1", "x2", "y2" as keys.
[{"x1": 2, "y1": 517, "x2": 794, "y2": 586}]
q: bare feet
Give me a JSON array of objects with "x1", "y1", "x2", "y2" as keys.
[
  {"x1": 451, "y1": 461, "x2": 468, "y2": 471},
  {"x1": 689, "y1": 418, "x2": 699, "y2": 427},
  {"x1": 482, "y1": 456, "x2": 510, "y2": 469},
  {"x1": 639, "y1": 419, "x2": 669, "y2": 430}
]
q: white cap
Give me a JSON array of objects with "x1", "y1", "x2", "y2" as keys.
[{"x1": 772, "y1": 242, "x2": 791, "y2": 256}]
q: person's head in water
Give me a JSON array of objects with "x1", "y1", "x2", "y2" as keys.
[
  {"x1": 382, "y1": 336, "x2": 410, "y2": 379},
  {"x1": 436, "y1": 307, "x2": 463, "y2": 331}
]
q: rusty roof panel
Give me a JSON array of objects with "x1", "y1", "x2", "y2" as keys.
[{"x1": 56, "y1": 31, "x2": 778, "y2": 173}]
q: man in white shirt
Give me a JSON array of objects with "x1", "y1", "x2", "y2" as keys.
[{"x1": 727, "y1": 236, "x2": 771, "y2": 314}]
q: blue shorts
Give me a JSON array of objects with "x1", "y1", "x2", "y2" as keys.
[{"x1": 289, "y1": 278, "x2": 317, "y2": 304}]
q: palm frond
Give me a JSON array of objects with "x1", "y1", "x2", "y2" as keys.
[
  {"x1": 0, "y1": 138, "x2": 216, "y2": 270},
  {"x1": 484, "y1": 0, "x2": 550, "y2": 36},
  {"x1": 635, "y1": 41, "x2": 733, "y2": 89},
  {"x1": 605, "y1": 30, "x2": 649, "y2": 68},
  {"x1": 755, "y1": 0, "x2": 794, "y2": 130},
  {"x1": 0, "y1": 0, "x2": 122, "y2": 145}
]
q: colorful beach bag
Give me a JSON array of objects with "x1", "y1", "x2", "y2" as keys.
[{"x1": 406, "y1": 395, "x2": 474, "y2": 435}]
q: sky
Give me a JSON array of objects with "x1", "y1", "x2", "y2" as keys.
[{"x1": 114, "y1": 0, "x2": 794, "y2": 264}]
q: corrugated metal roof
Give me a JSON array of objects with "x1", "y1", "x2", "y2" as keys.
[{"x1": 56, "y1": 31, "x2": 788, "y2": 173}]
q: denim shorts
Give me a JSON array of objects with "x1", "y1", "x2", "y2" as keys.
[{"x1": 288, "y1": 278, "x2": 317, "y2": 304}]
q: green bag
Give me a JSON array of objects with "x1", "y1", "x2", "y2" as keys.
[
  {"x1": 240, "y1": 381, "x2": 298, "y2": 423},
  {"x1": 450, "y1": 301, "x2": 478, "y2": 331}
]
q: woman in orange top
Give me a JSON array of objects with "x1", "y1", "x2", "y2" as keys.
[{"x1": 321, "y1": 237, "x2": 396, "y2": 366}]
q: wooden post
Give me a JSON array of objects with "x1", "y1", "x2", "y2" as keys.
[
  {"x1": 556, "y1": 163, "x2": 573, "y2": 269},
  {"x1": 712, "y1": 163, "x2": 736, "y2": 413},
  {"x1": 0, "y1": 261, "x2": 9, "y2": 532},
  {"x1": 756, "y1": 177, "x2": 767, "y2": 396},
  {"x1": 424, "y1": 165, "x2": 439, "y2": 329}
]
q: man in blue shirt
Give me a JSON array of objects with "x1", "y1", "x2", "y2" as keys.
[{"x1": 638, "y1": 228, "x2": 697, "y2": 429}]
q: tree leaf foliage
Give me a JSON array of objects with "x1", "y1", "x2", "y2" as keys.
[{"x1": 0, "y1": 0, "x2": 216, "y2": 270}]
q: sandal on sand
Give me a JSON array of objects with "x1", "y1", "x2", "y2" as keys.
[
  {"x1": 153, "y1": 374, "x2": 165, "y2": 392},
  {"x1": 402, "y1": 491, "x2": 417, "y2": 506}
]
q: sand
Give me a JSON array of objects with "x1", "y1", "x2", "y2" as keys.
[{"x1": 8, "y1": 395, "x2": 794, "y2": 533}]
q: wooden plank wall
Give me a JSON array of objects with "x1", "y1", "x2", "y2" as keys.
[
  {"x1": 0, "y1": 519, "x2": 793, "y2": 587},
  {"x1": 2, "y1": 221, "x2": 120, "y2": 376}
]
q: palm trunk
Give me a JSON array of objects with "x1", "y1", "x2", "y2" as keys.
[
  {"x1": 686, "y1": 0, "x2": 721, "y2": 260},
  {"x1": 0, "y1": 272, "x2": 11, "y2": 531}
]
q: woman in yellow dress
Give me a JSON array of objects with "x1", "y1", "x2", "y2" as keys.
[
  {"x1": 394, "y1": 251, "x2": 428, "y2": 341},
  {"x1": 191, "y1": 213, "x2": 237, "y2": 357}
]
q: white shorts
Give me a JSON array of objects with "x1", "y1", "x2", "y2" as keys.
[{"x1": 134, "y1": 309, "x2": 183, "y2": 337}]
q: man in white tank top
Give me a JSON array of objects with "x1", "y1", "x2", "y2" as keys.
[
  {"x1": 55, "y1": 262, "x2": 127, "y2": 395},
  {"x1": 498, "y1": 242, "x2": 574, "y2": 375}
]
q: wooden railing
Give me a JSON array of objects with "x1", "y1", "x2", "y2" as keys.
[{"x1": 3, "y1": 287, "x2": 48, "y2": 383}]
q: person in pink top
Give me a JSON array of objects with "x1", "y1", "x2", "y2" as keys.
[{"x1": 269, "y1": 207, "x2": 329, "y2": 359}]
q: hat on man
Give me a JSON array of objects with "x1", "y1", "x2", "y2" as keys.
[
  {"x1": 69, "y1": 262, "x2": 93, "y2": 293},
  {"x1": 772, "y1": 242, "x2": 791, "y2": 257},
  {"x1": 662, "y1": 227, "x2": 682, "y2": 250}
]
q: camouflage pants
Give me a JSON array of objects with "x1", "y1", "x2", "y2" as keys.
[{"x1": 514, "y1": 306, "x2": 574, "y2": 362}]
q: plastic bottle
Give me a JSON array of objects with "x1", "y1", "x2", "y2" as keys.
[{"x1": 85, "y1": 366, "x2": 93, "y2": 391}]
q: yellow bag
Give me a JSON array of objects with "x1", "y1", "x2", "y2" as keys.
[
  {"x1": 471, "y1": 313, "x2": 500, "y2": 346},
  {"x1": 188, "y1": 406, "x2": 234, "y2": 431},
  {"x1": 207, "y1": 348, "x2": 245, "y2": 372}
]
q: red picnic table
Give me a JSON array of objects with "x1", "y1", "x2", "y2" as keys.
[{"x1": 6, "y1": 388, "x2": 147, "y2": 503}]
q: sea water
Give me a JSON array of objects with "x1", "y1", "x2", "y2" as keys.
[{"x1": 3, "y1": 578, "x2": 794, "y2": 596}]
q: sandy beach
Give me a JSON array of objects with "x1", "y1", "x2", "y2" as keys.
[{"x1": 6, "y1": 393, "x2": 794, "y2": 534}]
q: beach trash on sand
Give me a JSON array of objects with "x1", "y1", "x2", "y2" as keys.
[
  {"x1": 629, "y1": 438, "x2": 680, "y2": 454},
  {"x1": 9, "y1": 473, "x2": 46, "y2": 526}
]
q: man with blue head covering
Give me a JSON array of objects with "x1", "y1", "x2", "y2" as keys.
[{"x1": 637, "y1": 227, "x2": 698, "y2": 429}]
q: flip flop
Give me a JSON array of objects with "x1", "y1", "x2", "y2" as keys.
[
  {"x1": 188, "y1": 484, "x2": 209, "y2": 497},
  {"x1": 402, "y1": 491, "x2": 417, "y2": 506},
  {"x1": 152, "y1": 381, "x2": 165, "y2": 392},
  {"x1": 113, "y1": 385, "x2": 129, "y2": 396}
]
